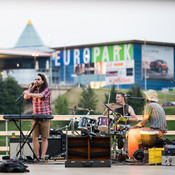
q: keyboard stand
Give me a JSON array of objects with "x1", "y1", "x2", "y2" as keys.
[{"x1": 10, "y1": 119, "x2": 40, "y2": 162}]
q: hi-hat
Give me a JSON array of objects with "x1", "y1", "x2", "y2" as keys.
[
  {"x1": 67, "y1": 106, "x2": 86, "y2": 111},
  {"x1": 105, "y1": 103, "x2": 123, "y2": 110}
]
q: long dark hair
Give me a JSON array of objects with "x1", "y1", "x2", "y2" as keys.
[{"x1": 37, "y1": 73, "x2": 48, "y2": 93}]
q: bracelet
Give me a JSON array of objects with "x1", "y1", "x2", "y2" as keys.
[{"x1": 137, "y1": 123, "x2": 142, "y2": 128}]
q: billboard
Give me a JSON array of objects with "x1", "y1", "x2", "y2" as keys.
[
  {"x1": 52, "y1": 44, "x2": 135, "y2": 85},
  {"x1": 53, "y1": 44, "x2": 133, "y2": 66},
  {"x1": 105, "y1": 60, "x2": 134, "y2": 85},
  {"x1": 142, "y1": 45, "x2": 174, "y2": 81}
]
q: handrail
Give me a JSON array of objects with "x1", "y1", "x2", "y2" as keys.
[
  {"x1": 1, "y1": 115, "x2": 175, "y2": 121},
  {"x1": 0, "y1": 115, "x2": 175, "y2": 153}
]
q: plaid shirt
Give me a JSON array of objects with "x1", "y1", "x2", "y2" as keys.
[{"x1": 32, "y1": 87, "x2": 52, "y2": 115}]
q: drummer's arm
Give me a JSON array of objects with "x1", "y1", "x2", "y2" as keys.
[
  {"x1": 130, "y1": 114, "x2": 149, "y2": 129},
  {"x1": 103, "y1": 108, "x2": 112, "y2": 116},
  {"x1": 128, "y1": 106, "x2": 138, "y2": 123}
]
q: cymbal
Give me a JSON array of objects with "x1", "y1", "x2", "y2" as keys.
[
  {"x1": 67, "y1": 106, "x2": 86, "y2": 111},
  {"x1": 105, "y1": 103, "x2": 123, "y2": 110}
]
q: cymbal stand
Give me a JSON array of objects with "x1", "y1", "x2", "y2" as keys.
[
  {"x1": 107, "y1": 108, "x2": 110, "y2": 135},
  {"x1": 70, "y1": 109, "x2": 76, "y2": 136},
  {"x1": 112, "y1": 117, "x2": 118, "y2": 160},
  {"x1": 112, "y1": 112, "x2": 121, "y2": 160}
]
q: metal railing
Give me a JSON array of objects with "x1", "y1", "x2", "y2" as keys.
[{"x1": 0, "y1": 115, "x2": 175, "y2": 154}]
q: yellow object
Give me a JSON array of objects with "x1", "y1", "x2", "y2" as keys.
[
  {"x1": 137, "y1": 122, "x2": 142, "y2": 127},
  {"x1": 12, "y1": 131, "x2": 15, "y2": 138},
  {"x1": 27, "y1": 20, "x2": 32, "y2": 25},
  {"x1": 149, "y1": 148, "x2": 164, "y2": 164}
]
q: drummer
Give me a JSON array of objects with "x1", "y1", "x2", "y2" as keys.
[
  {"x1": 127, "y1": 89, "x2": 167, "y2": 161},
  {"x1": 103, "y1": 92, "x2": 138, "y2": 124}
]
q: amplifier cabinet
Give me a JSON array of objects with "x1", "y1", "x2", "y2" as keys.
[
  {"x1": 39, "y1": 135, "x2": 66, "y2": 158},
  {"x1": 10, "y1": 134, "x2": 66, "y2": 159},
  {"x1": 10, "y1": 137, "x2": 33, "y2": 159},
  {"x1": 66, "y1": 136, "x2": 111, "y2": 161}
]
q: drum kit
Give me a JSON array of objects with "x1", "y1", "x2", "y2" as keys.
[{"x1": 66, "y1": 104, "x2": 130, "y2": 160}]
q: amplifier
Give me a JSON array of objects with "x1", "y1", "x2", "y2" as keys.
[
  {"x1": 39, "y1": 135, "x2": 66, "y2": 158},
  {"x1": 10, "y1": 137, "x2": 33, "y2": 159},
  {"x1": 10, "y1": 134, "x2": 66, "y2": 159}
]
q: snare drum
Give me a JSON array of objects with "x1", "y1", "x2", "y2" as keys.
[
  {"x1": 97, "y1": 116, "x2": 112, "y2": 132},
  {"x1": 78, "y1": 116, "x2": 89, "y2": 131}
]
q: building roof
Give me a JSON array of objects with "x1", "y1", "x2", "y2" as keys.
[
  {"x1": 53, "y1": 39, "x2": 175, "y2": 50},
  {"x1": 14, "y1": 20, "x2": 44, "y2": 48},
  {"x1": 0, "y1": 20, "x2": 53, "y2": 57}
]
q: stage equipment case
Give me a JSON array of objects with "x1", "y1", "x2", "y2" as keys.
[{"x1": 65, "y1": 136, "x2": 111, "y2": 167}]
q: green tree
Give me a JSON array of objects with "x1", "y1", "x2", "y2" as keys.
[
  {"x1": 104, "y1": 85, "x2": 117, "y2": 104},
  {"x1": 77, "y1": 87, "x2": 98, "y2": 115},
  {"x1": 54, "y1": 95, "x2": 69, "y2": 114},
  {"x1": 0, "y1": 76, "x2": 24, "y2": 114},
  {"x1": 125, "y1": 86, "x2": 145, "y2": 115}
]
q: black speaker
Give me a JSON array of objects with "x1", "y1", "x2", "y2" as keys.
[{"x1": 39, "y1": 134, "x2": 66, "y2": 158}]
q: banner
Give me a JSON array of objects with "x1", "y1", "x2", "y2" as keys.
[
  {"x1": 105, "y1": 60, "x2": 134, "y2": 85},
  {"x1": 142, "y1": 45, "x2": 174, "y2": 81},
  {"x1": 53, "y1": 44, "x2": 133, "y2": 66}
]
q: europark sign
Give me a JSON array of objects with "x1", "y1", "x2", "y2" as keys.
[{"x1": 53, "y1": 44, "x2": 133, "y2": 66}]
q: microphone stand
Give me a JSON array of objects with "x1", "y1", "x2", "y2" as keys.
[{"x1": 15, "y1": 93, "x2": 24, "y2": 161}]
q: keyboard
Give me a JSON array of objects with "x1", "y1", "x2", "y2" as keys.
[{"x1": 3, "y1": 114, "x2": 53, "y2": 120}]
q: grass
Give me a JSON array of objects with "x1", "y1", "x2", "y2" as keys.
[{"x1": 61, "y1": 87, "x2": 175, "y2": 114}]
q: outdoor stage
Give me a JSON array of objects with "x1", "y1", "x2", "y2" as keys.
[{"x1": 0, "y1": 157, "x2": 174, "y2": 175}]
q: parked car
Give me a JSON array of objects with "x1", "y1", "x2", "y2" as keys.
[
  {"x1": 162, "y1": 102, "x2": 175, "y2": 107},
  {"x1": 150, "y1": 59, "x2": 168, "y2": 73}
]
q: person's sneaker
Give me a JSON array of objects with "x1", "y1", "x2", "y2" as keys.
[
  {"x1": 39, "y1": 158, "x2": 45, "y2": 163},
  {"x1": 125, "y1": 157, "x2": 140, "y2": 162},
  {"x1": 34, "y1": 158, "x2": 40, "y2": 163}
]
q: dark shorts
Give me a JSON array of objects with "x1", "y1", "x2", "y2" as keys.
[{"x1": 31, "y1": 119, "x2": 51, "y2": 138}]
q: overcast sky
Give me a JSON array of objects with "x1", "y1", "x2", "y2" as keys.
[{"x1": 0, "y1": 0, "x2": 175, "y2": 48}]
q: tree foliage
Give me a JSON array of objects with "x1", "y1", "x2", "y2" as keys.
[
  {"x1": 104, "y1": 85, "x2": 117, "y2": 104},
  {"x1": 0, "y1": 76, "x2": 24, "y2": 114},
  {"x1": 54, "y1": 95, "x2": 69, "y2": 115},
  {"x1": 125, "y1": 86, "x2": 145, "y2": 115},
  {"x1": 77, "y1": 87, "x2": 98, "y2": 115}
]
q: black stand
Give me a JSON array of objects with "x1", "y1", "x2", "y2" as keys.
[
  {"x1": 15, "y1": 94, "x2": 39, "y2": 162},
  {"x1": 104, "y1": 104, "x2": 112, "y2": 135},
  {"x1": 15, "y1": 94, "x2": 24, "y2": 161}
]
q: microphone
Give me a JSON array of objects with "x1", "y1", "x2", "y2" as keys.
[
  {"x1": 16, "y1": 93, "x2": 24, "y2": 102},
  {"x1": 29, "y1": 81, "x2": 37, "y2": 88}
]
